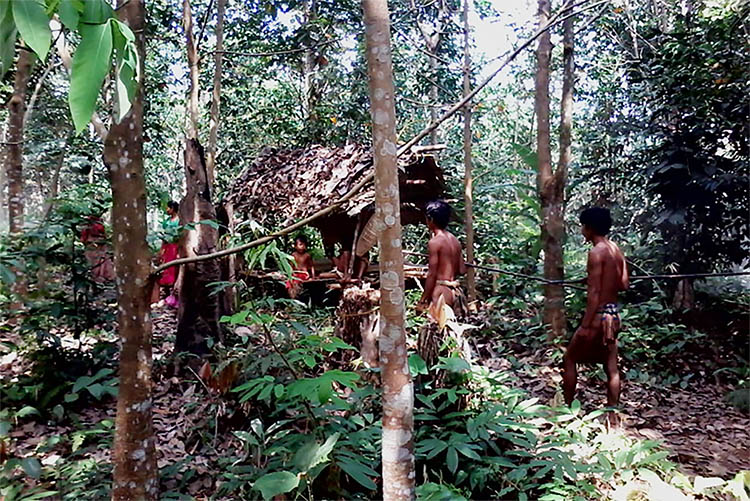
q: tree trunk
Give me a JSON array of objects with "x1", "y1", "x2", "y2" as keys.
[
  {"x1": 1, "y1": 125, "x2": 7, "y2": 232},
  {"x1": 205, "y1": 0, "x2": 225, "y2": 187},
  {"x1": 105, "y1": 1, "x2": 158, "y2": 499},
  {"x1": 6, "y1": 47, "x2": 33, "y2": 234},
  {"x1": 176, "y1": 0, "x2": 220, "y2": 354},
  {"x1": 176, "y1": 138, "x2": 220, "y2": 354},
  {"x1": 43, "y1": 134, "x2": 68, "y2": 218},
  {"x1": 302, "y1": 0, "x2": 318, "y2": 120},
  {"x1": 414, "y1": 0, "x2": 445, "y2": 145},
  {"x1": 535, "y1": 0, "x2": 565, "y2": 341},
  {"x1": 183, "y1": 0, "x2": 200, "y2": 139},
  {"x1": 461, "y1": 0, "x2": 476, "y2": 303},
  {"x1": 362, "y1": 1, "x2": 415, "y2": 499}
]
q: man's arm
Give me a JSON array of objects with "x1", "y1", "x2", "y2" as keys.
[
  {"x1": 419, "y1": 239, "x2": 440, "y2": 305},
  {"x1": 620, "y1": 254, "x2": 629, "y2": 291},
  {"x1": 581, "y1": 250, "x2": 603, "y2": 329}
]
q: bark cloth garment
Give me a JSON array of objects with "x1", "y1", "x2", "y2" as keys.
[{"x1": 419, "y1": 280, "x2": 471, "y2": 373}]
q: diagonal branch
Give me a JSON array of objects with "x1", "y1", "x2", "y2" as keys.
[{"x1": 151, "y1": 0, "x2": 603, "y2": 275}]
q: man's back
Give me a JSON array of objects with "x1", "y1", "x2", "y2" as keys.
[
  {"x1": 590, "y1": 239, "x2": 628, "y2": 306},
  {"x1": 430, "y1": 230, "x2": 463, "y2": 281}
]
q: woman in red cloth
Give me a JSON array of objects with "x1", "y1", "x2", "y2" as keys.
[{"x1": 152, "y1": 201, "x2": 181, "y2": 307}]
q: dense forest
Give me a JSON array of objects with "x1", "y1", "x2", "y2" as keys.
[{"x1": 0, "y1": 0, "x2": 748, "y2": 499}]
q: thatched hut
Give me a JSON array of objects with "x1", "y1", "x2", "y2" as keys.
[{"x1": 222, "y1": 143, "x2": 445, "y2": 257}]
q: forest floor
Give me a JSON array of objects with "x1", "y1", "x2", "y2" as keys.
[
  {"x1": 484, "y1": 346, "x2": 750, "y2": 478},
  {"x1": 2, "y1": 300, "x2": 748, "y2": 498}
]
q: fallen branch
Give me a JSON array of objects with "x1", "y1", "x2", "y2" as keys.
[{"x1": 152, "y1": 0, "x2": 600, "y2": 276}]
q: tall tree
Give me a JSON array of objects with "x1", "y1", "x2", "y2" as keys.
[
  {"x1": 206, "y1": 0, "x2": 226, "y2": 187},
  {"x1": 6, "y1": 46, "x2": 33, "y2": 234},
  {"x1": 176, "y1": 0, "x2": 220, "y2": 354},
  {"x1": 105, "y1": 0, "x2": 158, "y2": 498},
  {"x1": 461, "y1": 0, "x2": 475, "y2": 302},
  {"x1": 535, "y1": 0, "x2": 565, "y2": 341},
  {"x1": 413, "y1": 0, "x2": 450, "y2": 145},
  {"x1": 362, "y1": 1, "x2": 415, "y2": 499}
]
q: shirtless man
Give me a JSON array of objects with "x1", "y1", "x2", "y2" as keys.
[
  {"x1": 417, "y1": 200, "x2": 467, "y2": 317},
  {"x1": 563, "y1": 207, "x2": 629, "y2": 413}
]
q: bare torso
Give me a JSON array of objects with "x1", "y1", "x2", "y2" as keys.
[{"x1": 424, "y1": 230, "x2": 465, "y2": 307}]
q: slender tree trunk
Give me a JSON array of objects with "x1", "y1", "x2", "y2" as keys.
[
  {"x1": 43, "y1": 134, "x2": 69, "y2": 218},
  {"x1": 414, "y1": 0, "x2": 445, "y2": 145},
  {"x1": 363, "y1": 1, "x2": 415, "y2": 499},
  {"x1": 7, "y1": 47, "x2": 33, "y2": 234},
  {"x1": 177, "y1": 0, "x2": 221, "y2": 353},
  {"x1": 184, "y1": 0, "x2": 200, "y2": 139},
  {"x1": 302, "y1": 0, "x2": 318, "y2": 120},
  {"x1": 536, "y1": 0, "x2": 566, "y2": 341},
  {"x1": 462, "y1": 0, "x2": 476, "y2": 302},
  {"x1": 0, "y1": 125, "x2": 7, "y2": 232},
  {"x1": 205, "y1": 0, "x2": 225, "y2": 187},
  {"x1": 106, "y1": 1, "x2": 158, "y2": 499}
]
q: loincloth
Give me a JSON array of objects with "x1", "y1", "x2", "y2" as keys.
[
  {"x1": 435, "y1": 280, "x2": 467, "y2": 319},
  {"x1": 597, "y1": 302, "x2": 620, "y2": 320}
]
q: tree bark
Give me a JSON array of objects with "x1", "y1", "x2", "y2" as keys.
[
  {"x1": 176, "y1": 138, "x2": 220, "y2": 354},
  {"x1": 105, "y1": 1, "x2": 158, "y2": 499},
  {"x1": 6, "y1": 47, "x2": 33, "y2": 234},
  {"x1": 362, "y1": 1, "x2": 415, "y2": 499},
  {"x1": 205, "y1": 0, "x2": 225, "y2": 187},
  {"x1": 462, "y1": 0, "x2": 476, "y2": 302},
  {"x1": 177, "y1": 0, "x2": 221, "y2": 354},
  {"x1": 184, "y1": 0, "x2": 200, "y2": 139},
  {"x1": 302, "y1": 0, "x2": 318, "y2": 120},
  {"x1": 414, "y1": 0, "x2": 447, "y2": 145},
  {"x1": 536, "y1": 0, "x2": 566, "y2": 341}
]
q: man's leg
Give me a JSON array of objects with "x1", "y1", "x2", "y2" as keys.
[
  {"x1": 562, "y1": 343, "x2": 578, "y2": 406},
  {"x1": 604, "y1": 343, "x2": 620, "y2": 407}
]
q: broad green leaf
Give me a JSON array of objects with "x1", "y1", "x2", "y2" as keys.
[
  {"x1": 253, "y1": 471, "x2": 299, "y2": 500},
  {"x1": 198, "y1": 219, "x2": 220, "y2": 229},
  {"x1": 408, "y1": 353, "x2": 428, "y2": 376},
  {"x1": 20, "y1": 457, "x2": 42, "y2": 479},
  {"x1": 0, "y1": 4, "x2": 15, "y2": 77},
  {"x1": 12, "y1": 0, "x2": 50, "y2": 60},
  {"x1": 15, "y1": 406, "x2": 40, "y2": 418},
  {"x1": 0, "y1": 420, "x2": 11, "y2": 436},
  {"x1": 446, "y1": 446, "x2": 458, "y2": 473},
  {"x1": 69, "y1": 21, "x2": 113, "y2": 133},
  {"x1": 86, "y1": 383, "x2": 104, "y2": 399},
  {"x1": 57, "y1": 0, "x2": 79, "y2": 30},
  {"x1": 294, "y1": 433, "x2": 339, "y2": 472},
  {"x1": 0, "y1": 262, "x2": 16, "y2": 284},
  {"x1": 0, "y1": 0, "x2": 7, "y2": 21},
  {"x1": 337, "y1": 458, "x2": 377, "y2": 490},
  {"x1": 80, "y1": 0, "x2": 112, "y2": 23}
]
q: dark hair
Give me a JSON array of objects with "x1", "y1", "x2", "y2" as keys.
[
  {"x1": 580, "y1": 207, "x2": 612, "y2": 236},
  {"x1": 294, "y1": 234, "x2": 308, "y2": 245},
  {"x1": 167, "y1": 200, "x2": 179, "y2": 212},
  {"x1": 425, "y1": 200, "x2": 451, "y2": 229}
]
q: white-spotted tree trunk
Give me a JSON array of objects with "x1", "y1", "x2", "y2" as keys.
[
  {"x1": 362, "y1": 1, "x2": 415, "y2": 499},
  {"x1": 106, "y1": 1, "x2": 158, "y2": 499}
]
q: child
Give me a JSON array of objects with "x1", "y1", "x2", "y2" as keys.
[{"x1": 286, "y1": 235, "x2": 315, "y2": 297}]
